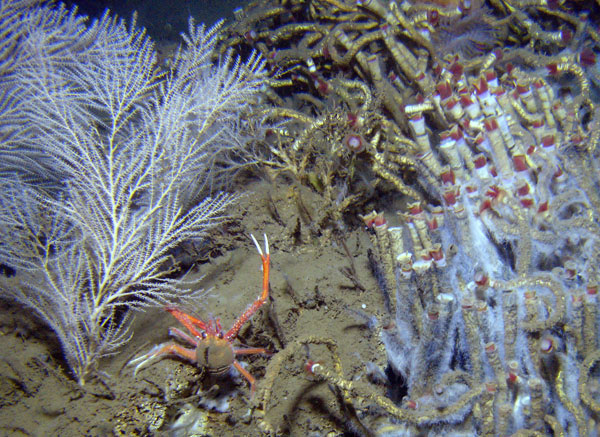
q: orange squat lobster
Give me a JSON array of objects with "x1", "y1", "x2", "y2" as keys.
[{"x1": 130, "y1": 234, "x2": 271, "y2": 396}]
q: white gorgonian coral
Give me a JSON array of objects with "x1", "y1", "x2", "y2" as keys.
[{"x1": 0, "y1": 0, "x2": 267, "y2": 384}]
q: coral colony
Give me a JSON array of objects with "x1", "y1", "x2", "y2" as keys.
[
  {"x1": 0, "y1": 0, "x2": 266, "y2": 385},
  {"x1": 221, "y1": 0, "x2": 600, "y2": 435}
]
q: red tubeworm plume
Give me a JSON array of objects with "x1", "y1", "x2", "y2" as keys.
[
  {"x1": 343, "y1": 133, "x2": 366, "y2": 153},
  {"x1": 579, "y1": 47, "x2": 596, "y2": 66}
]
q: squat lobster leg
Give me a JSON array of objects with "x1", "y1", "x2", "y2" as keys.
[
  {"x1": 129, "y1": 343, "x2": 196, "y2": 375},
  {"x1": 233, "y1": 360, "x2": 257, "y2": 396},
  {"x1": 164, "y1": 307, "x2": 209, "y2": 337},
  {"x1": 225, "y1": 234, "x2": 270, "y2": 341}
]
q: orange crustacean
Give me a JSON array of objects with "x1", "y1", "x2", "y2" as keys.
[{"x1": 130, "y1": 234, "x2": 271, "y2": 396}]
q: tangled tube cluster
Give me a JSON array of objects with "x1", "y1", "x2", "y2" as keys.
[{"x1": 221, "y1": 0, "x2": 600, "y2": 435}]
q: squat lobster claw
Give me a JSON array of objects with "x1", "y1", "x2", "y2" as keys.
[{"x1": 129, "y1": 233, "x2": 271, "y2": 397}]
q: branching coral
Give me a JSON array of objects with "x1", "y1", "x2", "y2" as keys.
[{"x1": 0, "y1": 1, "x2": 267, "y2": 384}]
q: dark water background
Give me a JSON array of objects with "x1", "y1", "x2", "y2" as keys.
[{"x1": 63, "y1": 0, "x2": 247, "y2": 41}]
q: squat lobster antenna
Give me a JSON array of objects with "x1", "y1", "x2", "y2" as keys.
[{"x1": 250, "y1": 233, "x2": 269, "y2": 257}]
